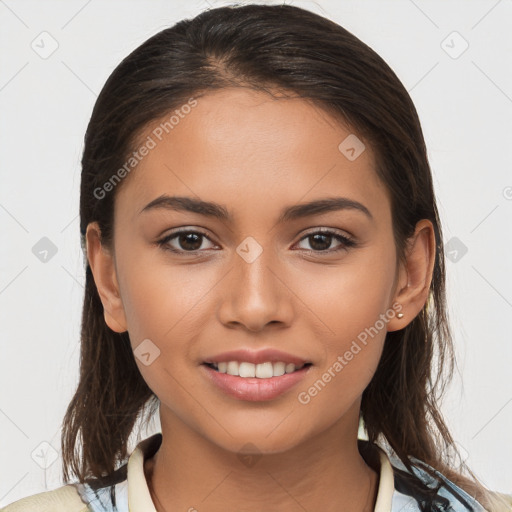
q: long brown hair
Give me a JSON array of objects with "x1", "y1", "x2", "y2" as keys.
[{"x1": 62, "y1": 4, "x2": 507, "y2": 511}]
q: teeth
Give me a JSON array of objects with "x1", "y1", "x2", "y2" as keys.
[
  {"x1": 284, "y1": 363, "x2": 296, "y2": 374},
  {"x1": 211, "y1": 361, "x2": 305, "y2": 378}
]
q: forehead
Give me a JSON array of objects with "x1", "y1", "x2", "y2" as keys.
[{"x1": 115, "y1": 87, "x2": 390, "y2": 225}]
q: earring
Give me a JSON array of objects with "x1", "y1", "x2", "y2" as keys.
[{"x1": 397, "y1": 312, "x2": 404, "y2": 319}]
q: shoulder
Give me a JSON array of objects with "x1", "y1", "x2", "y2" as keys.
[
  {"x1": 1, "y1": 435, "x2": 152, "y2": 512},
  {"x1": 0, "y1": 484, "x2": 88, "y2": 512}
]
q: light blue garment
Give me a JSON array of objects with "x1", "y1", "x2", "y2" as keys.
[
  {"x1": 76, "y1": 480, "x2": 128, "y2": 512},
  {"x1": 387, "y1": 452, "x2": 487, "y2": 511}
]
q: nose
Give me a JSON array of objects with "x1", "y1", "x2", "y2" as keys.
[{"x1": 217, "y1": 241, "x2": 294, "y2": 332}]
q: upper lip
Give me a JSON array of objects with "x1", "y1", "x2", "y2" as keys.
[{"x1": 203, "y1": 348, "x2": 311, "y2": 366}]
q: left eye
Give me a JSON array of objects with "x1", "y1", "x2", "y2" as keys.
[{"x1": 295, "y1": 230, "x2": 356, "y2": 253}]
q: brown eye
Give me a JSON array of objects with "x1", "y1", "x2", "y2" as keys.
[
  {"x1": 157, "y1": 229, "x2": 216, "y2": 253},
  {"x1": 295, "y1": 230, "x2": 356, "y2": 253}
]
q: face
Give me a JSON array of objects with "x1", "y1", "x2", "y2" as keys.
[{"x1": 91, "y1": 87, "x2": 413, "y2": 455}]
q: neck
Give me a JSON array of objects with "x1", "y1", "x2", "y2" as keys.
[{"x1": 144, "y1": 408, "x2": 380, "y2": 512}]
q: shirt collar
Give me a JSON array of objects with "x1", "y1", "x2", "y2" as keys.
[{"x1": 127, "y1": 433, "x2": 395, "y2": 512}]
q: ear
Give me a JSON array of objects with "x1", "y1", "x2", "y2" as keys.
[
  {"x1": 85, "y1": 222, "x2": 128, "y2": 333},
  {"x1": 387, "y1": 219, "x2": 436, "y2": 332}
]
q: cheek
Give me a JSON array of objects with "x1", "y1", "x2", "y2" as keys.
[
  {"x1": 300, "y1": 245, "x2": 395, "y2": 396},
  {"x1": 305, "y1": 245, "x2": 396, "y2": 337},
  {"x1": 115, "y1": 241, "x2": 211, "y2": 342},
  {"x1": 295, "y1": 287, "x2": 390, "y2": 429}
]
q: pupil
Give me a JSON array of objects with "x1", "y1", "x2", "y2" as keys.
[
  {"x1": 310, "y1": 234, "x2": 331, "y2": 251},
  {"x1": 180, "y1": 233, "x2": 202, "y2": 250}
]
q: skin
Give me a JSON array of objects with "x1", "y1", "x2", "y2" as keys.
[{"x1": 86, "y1": 87, "x2": 435, "y2": 512}]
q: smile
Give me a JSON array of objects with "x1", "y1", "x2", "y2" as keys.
[{"x1": 201, "y1": 362, "x2": 313, "y2": 401}]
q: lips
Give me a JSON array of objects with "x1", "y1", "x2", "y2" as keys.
[
  {"x1": 201, "y1": 363, "x2": 312, "y2": 401},
  {"x1": 202, "y1": 348, "x2": 311, "y2": 366}
]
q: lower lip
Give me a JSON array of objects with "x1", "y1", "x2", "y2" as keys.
[{"x1": 201, "y1": 364, "x2": 312, "y2": 401}]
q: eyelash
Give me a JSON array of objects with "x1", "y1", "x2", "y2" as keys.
[{"x1": 156, "y1": 228, "x2": 357, "y2": 256}]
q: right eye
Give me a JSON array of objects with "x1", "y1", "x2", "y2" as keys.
[{"x1": 157, "y1": 229, "x2": 218, "y2": 254}]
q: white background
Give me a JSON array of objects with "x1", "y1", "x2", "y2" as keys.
[{"x1": 0, "y1": 0, "x2": 511, "y2": 506}]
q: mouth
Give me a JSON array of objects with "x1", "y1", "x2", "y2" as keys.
[{"x1": 200, "y1": 361, "x2": 313, "y2": 401}]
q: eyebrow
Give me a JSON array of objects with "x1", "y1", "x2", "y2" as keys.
[{"x1": 139, "y1": 194, "x2": 373, "y2": 222}]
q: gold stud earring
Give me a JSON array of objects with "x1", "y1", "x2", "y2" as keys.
[{"x1": 397, "y1": 312, "x2": 404, "y2": 319}]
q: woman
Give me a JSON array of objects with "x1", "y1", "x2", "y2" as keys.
[{"x1": 2, "y1": 3, "x2": 510, "y2": 511}]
